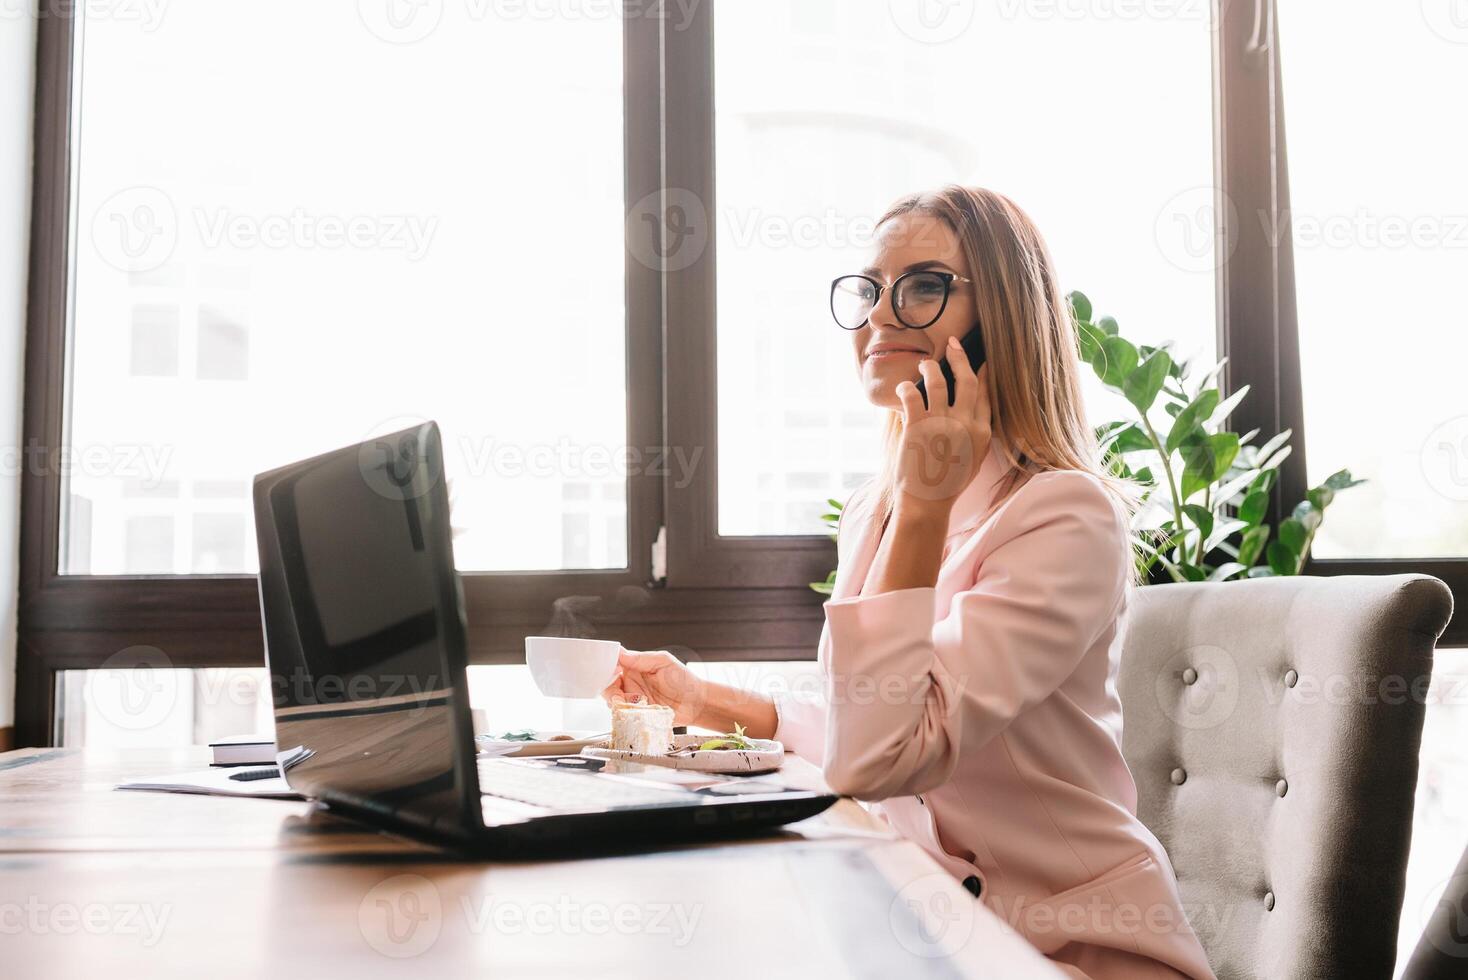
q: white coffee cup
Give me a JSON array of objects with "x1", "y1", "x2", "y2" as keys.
[{"x1": 524, "y1": 636, "x2": 621, "y2": 699}]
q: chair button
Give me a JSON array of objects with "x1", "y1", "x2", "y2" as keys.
[
  {"x1": 1284, "y1": 669, "x2": 1298, "y2": 688},
  {"x1": 1170, "y1": 767, "x2": 1187, "y2": 785},
  {"x1": 1264, "y1": 890, "x2": 1275, "y2": 911},
  {"x1": 962, "y1": 875, "x2": 983, "y2": 897},
  {"x1": 1276, "y1": 778, "x2": 1288, "y2": 797},
  {"x1": 1182, "y1": 667, "x2": 1198, "y2": 685}
]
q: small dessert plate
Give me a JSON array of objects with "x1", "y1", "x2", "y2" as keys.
[
  {"x1": 582, "y1": 732, "x2": 784, "y2": 774},
  {"x1": 475, "y1": 731, "x2": 610, "y2": 758}
]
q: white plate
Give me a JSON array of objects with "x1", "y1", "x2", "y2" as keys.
[
  {"x1": 581, "y1": 733, "x2": 784, "y2": 774},
  {"x1": 475, "y1": 731, "x2": 609, "y2": 757}
]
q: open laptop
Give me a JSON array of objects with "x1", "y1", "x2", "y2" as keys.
[{"x1": 252, "y1": 421, "x2": 836, "y2": 851}]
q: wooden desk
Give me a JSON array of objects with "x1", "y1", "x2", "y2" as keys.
[{"x1": 0, "y1": 748, "x2": 1062, "y2": 979}]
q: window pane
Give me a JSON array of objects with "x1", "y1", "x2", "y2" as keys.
[
  {"x1": 1279, "y1": 4, "x2": 1468, "y2": 558},
  {"x1": 64, "y1": 2, "x2": 628, "y2": 574},
  {"x1": 713, "y1": 1, "x2": 1217, "y2": 535}
]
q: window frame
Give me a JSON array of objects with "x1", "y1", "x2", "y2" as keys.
[
  {"x1": 661, "y1": 2, "x2": 837, "y2": 589},
  {"x1": 15, "y1": 4, "x2": 827, "y2": 747},
  {"x1": 1215, "y1": 0, "x2": 1464, "y2": 644}
]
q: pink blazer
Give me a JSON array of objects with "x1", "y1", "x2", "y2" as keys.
[{"x1": 774, "y1": 445, "x2": 1217, "y2": 980}]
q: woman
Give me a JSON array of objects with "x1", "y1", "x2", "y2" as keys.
[{"x1": 603, "y1": 186, "x2": 1216, "y2": 980}]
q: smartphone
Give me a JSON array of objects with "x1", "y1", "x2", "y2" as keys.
[{"x1": 916, "y1": 325, "x2": 986, "y2": 409}]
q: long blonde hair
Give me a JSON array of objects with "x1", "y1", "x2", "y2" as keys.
[{"x1": 871, "y1": 186, "x2": 1137, "y2": 535}]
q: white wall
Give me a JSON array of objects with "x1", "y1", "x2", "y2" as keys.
[{"x1": 1, "y1": 8, "x2": 38, "y2": 731}]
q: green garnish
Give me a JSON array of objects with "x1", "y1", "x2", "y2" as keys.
[
  {"x1": 496, "y1": 728, "x2": 538, "y2": 742},
  {"x1": 697, "y1": 723, "x2": 756, "y2": 752}
]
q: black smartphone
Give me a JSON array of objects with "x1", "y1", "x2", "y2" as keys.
[{"x1": 916, "y1": 325, "x2": 986, "y2": 409}]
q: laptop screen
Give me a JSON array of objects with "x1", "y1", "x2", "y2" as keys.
[{"x1": 253, "y1": 423, "x2": 479, "y2": 837}]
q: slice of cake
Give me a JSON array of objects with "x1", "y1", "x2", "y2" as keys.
[{"x1": 610, "y1": 700, "x2": 674, "y2": 755}]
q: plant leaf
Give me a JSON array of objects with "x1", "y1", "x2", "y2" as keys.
[
  {"x1": 1291, "y1": 500, "x2": 1322, "y2": 533},
  {"x1": 1098, "y1": 314, "x2": 1120, "y2": 336},
  {"x1": 1237, "y1": 523, "x2": 1270, "y2": 567},
  {"x1": 1179, "y1": 431, "x2": 1240, "y2": 501},
  {"x1": 1307, "y1": 485, "x2": 1334, "y2": 511},
  {"x1": 1093, "y1": 335, "x2": 1139, "y2": 389},
  {"x1": 1124, "y1": 349, "x2": 1172, "y2": 413},
  {"x1": 1208, "y1": 562, "x2": 1247, "y2": 582},
  {"x1": 1207, "y1": 385, "x2": 1250, "y2": 427},
  {"x1": 1182, "y1": 504, "x2": 1214, "y2": 541},
  {"x1": 1205, "y1": 517, "x2": 1249, "y2": 552},
  {"x1": 1267, "y1": 539, "x2": 1298, "y2": 576},
  {"x1": 1277, "y1": 517, "x2": 1308, "y2": 553},
  {"x1": 1076, "y1": 318, "x2": 1107, "y2": 363},
  {"x1": 1068, "y1": 291, "x2": 1092, "y2": 323},
  {"x1": 1238, "y1": 489, "x2": 1269, "y2": 526},
  {"x1": 1323, "y1": 468, "x2": 1366, "y2": 490},
  {"x1": 1259, "y1": 444, "x2": 1293, "y2": 471},
  {"x1": 1165, "y1": 389, "x2": 1221, "y2": 454}
]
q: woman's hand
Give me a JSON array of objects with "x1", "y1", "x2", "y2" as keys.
[
  {"x1": 600, "y1": 649, "x2": 707, "y2": 727},
  {"x1": 861, "y1": 337, "x2": 992, "y2": 597},
  {"x1": 893, "y1": 335, "x2": 993, "y2": 513}
]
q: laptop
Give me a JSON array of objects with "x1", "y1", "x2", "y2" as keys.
[{"x1": 252, "y1": 421, "x2": 836, "y2": 851}]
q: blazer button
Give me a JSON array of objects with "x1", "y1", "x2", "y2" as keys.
[
  {"x1": 1264, "y1": 890, "x2": 1275, "y2": 911},
  {"x1": 1284, "y1": 669, "x2": 1298, "y2": 688},
  {"x1": 962, "y1": 875, "x2": 982, "y2": 897},
  {"x1": 1276, "y1": 778, "x2": 1288, "y2": 797},
  {"x1": 1182, "y1": 667, "x2": 1198, "y2": 685},
  {"x1": 1170, "y1": 767, "x2": 1187, "y2": 785}
]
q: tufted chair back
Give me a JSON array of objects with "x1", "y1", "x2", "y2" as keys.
[{"x1": 1117, "y1": 574, "x2": 1454, "y2": 980}]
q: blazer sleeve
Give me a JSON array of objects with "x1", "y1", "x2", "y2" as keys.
[
  {"x1": 772, "y1": 670, "x2": 829, "y2": 766},
  {"x1": 819, "y1": 471, "x2": 1131, "y2": 801},
  {"x1": 771, "y1": 480, "x2": 877, "y2": 767}
]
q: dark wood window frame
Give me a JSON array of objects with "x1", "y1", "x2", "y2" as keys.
[
  {"x1": 15, "y1": 4, "x2": 827, "y2": 747},
  {"x1": 1215, "y1": 0, "x2": 1464, "y2": 644},
  {"x1": 15, "y1": 1, "x2": 1460, "y2": 746}
]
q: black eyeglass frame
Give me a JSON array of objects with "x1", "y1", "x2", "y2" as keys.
[{"x1": 829, "y1": 270, "x2": 974, "y2": 331}]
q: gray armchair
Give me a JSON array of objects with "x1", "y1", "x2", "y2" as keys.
[{"x1": 1117, "y1": 574, "x2": 1454, "y2": 979}]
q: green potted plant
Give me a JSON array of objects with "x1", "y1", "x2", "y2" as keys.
[{"x1": 1069, "y1": 290, "x2": 1361, "y2": 583}]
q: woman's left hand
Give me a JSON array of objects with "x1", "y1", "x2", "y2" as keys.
[{"x1": 892, "y1": 335, "x2": 993, "y2": 512}]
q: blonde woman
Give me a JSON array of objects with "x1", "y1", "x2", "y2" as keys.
[{"x1": 604, "y1": 186, "x2": 1216, "y2": 980}]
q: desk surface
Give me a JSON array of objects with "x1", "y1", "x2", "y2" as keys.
[{"x1": 0, "y1": 747, "x2": 1061, "y2": 979}]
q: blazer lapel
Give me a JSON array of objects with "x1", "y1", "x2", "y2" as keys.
[{"x1": 831, "y1": 443, "x2": 1020, "y2": 601}]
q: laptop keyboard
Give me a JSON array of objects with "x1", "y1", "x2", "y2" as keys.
[{"x1": 477, "y1": 759, "x2": 696, "y2": 811}]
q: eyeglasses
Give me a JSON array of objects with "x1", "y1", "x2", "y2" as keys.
[{"x1": 829, "y1": 270, "x2": 973, "y2": 331}]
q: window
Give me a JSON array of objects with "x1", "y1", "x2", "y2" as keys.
[
  {"x1": 23, "y1": 2, "x2": 1462, "y2": 752},
  {"x1": 711, "y1": 0, "x2": 1218, "y2": 536},
  {"x1": 64, "y1": 1, "x2": 630, "y2": 574},
  {"x1": 1277, "y1": 3, "x2": 1468, "y2": 560}
]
